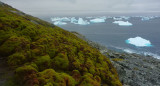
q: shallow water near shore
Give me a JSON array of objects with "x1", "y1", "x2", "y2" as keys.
[{"x1": 43, "y1": 16, "x2": 160, "y2": 59}]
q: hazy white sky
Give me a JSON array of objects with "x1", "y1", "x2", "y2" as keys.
[{"x1": 1, "y1": 0, "x2": 160, "y2": 16}]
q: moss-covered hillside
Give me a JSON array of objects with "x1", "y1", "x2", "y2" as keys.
[{"x1": 0, "y1": 2, "x2": 122, "y2": 86}]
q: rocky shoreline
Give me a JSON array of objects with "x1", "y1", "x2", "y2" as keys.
[
  {"x1": 105, "y1": 50, "x2": 160, "y2": 86},
  {"x1": 72, "y1": 31, "x2": 160, "y2": 86}
]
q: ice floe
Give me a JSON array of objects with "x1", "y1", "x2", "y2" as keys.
[
  {"x1": 113, "y1": 21, "x2": 132, "y2": 26},
  {"x1": 51, "y1": 17, "x2": 90, "y2": 25},
  {"x1": 51, "y1": 17, "x2": 70, "y2": 22},
  {"x1": 54, "y1": 21, "x2": 67, "y2": 25},
  {"x1": 77, "y1": 18, "x2": 90, "y2": 25},
  {"x1": 113, "y1": 16, "x2": 131, "y2": 20},
  {"x1": 121, "y1": 16, "x2": 130, "y2": 20},
  {"x1": 90, "y1": 18, "x2": 106, "y2": 23},
  {"x1": 141, "y1": 16, "x2": 159, "y2": 21},
  {"x1": 51, "y1": 17, "x2": 61, "y2": 22},
  {"x1": 126, "y1": 36, "x2": 152, "y2": 47},
  {"x1": 71, "y1": 17, "x2": 78, "y2": 24},
  {"x1": 113, "y1": 17, "x2": 123, "y2": 21},
  {"x1": 60, "y1": 17, "x2": 70, "y2": 21},
  {"x1": 141, "y1": 17, "x2": 151, "y2": 21}
]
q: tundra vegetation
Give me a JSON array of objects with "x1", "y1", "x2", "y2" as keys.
[{"x1": 0, "y1": 2, "x2": 122, "y2": 86}]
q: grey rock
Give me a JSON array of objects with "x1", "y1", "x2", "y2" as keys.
[
  {"x1": 105, "y1": 50, "x2": 160, "y2": 86},
  {"x1": 10, "y1": 10, "x2": 25, "y2": 16}
]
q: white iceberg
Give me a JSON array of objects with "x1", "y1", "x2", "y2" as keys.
[
  {"x1": 118, "y1": 21, "x2": 132, "y2": 26},
  {"x1": 51, "y1": 17, "x2": 61, "y2": 22},
  {"x1": 76, "y1": 18, "x2": 90, "y2": 25},
  {"x1": 90, "y1": 18, "x2": 105, "y2": 23},
  {"x1": 126, "y1": 36, "x2": 152, "y2": 47},
  {"x1": 54, "y1": 21, "x2": 67, "y2": 25},
  {"x1": 113, "y1": 16, "x2": 130, "y2": 20},
  {"x1": 61, "y1": 17, "x2": 70, "y2": 22},
  {"x1": 51, "y1": 17, "x2": 70, "y2": 22},
  {"x1": 141, "y1": 17, "x2": 150, "y2": 21},
  {"x1": 121, "y1": 16, "x2": 130, "y2": 20},
  {"x1": 113, "y1": 17, "x2": 123, "y2": 20},
  {"x1": 71, "y1": 17, "x2": 78, "y2": 24},
  {"x1": 113, "y1": 21, "x2": 121, "y2": 24},
  {"x1": 113, "y1": 21, "x2": 132, "y2": 26},
  {"x1": 141, "y1": 16, "x2": 157, "y2": 21}
]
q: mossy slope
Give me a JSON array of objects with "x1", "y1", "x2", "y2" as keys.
[{"x1": 0, "y1": 2, "x2": 122, "y2": 86}]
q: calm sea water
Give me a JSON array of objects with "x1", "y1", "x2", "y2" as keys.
[{"x1": 42, "y1": 16, "x2": 160, "y2": 59}]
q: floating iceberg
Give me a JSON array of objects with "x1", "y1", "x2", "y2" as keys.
[
  {"x1": 141, "y1": 16, "x2": 158, "y2": 21},
  {"x1": 54, "y1": 21, "x2": 67, "y2": 25},
  {"x1": 51, "y1": 17, "x2": 70, "y2": 22},
  {"x1": 118, "y1": 21, "x2": 132, "y2": 26},
  {"x1": 113, "y1": 17, "x2": 123, "y2": 20},
  {"x1": 113, "y1": 21, "x2": 132, "y2": 26},
  {"x1": 51, "y1": 17, "x2": 61, "y2": 22},
  {"x1": 71, "y1": 17, "x2": 78, "y2": 24},
  {"x1": 121, "y1": 16, "x2": 130, "y2": 20},
  {"x1": 76, "y1": 18, "x2": 90, "y2": 25},
  {"x1": 141, "y1": 17, "x2": 150, "y2": 21},
  {"x1": 90, "y1": 18, "x2": 105, "y2": 23},
  {"x1": 61, "y1": 17, "x2": 70, "y2": 21},
  {"x1": 126, "y1": 36, "x2": 152, "y2": 47},
  {"x1": 113, "y1": 21, "x2": 121, "y2": 24},
  {"x1": 113, "y1": 16, "x2": 130, "y2": 20}
]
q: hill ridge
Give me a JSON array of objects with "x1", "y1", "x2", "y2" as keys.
[{"x1": 0, "y1": 1, "x2": 122, "y2": 86}]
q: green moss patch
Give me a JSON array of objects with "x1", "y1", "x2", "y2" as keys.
[{"x1": 0, "y1": 2, "x2": 122, "y2": 86}]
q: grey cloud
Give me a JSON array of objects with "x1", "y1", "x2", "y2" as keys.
[
  {"x1": 1, "y1": 0, "x2": 160, "y2": 16},
  {"x1": 57, "y1": 0, "x2": 76, "y2": 3}
]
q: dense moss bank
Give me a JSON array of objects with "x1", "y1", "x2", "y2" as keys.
[{"x1": 0, "y1": 2, "x2": 122, "y2": 86}]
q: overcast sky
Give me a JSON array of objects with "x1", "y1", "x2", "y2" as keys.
[{"x1": 1, "y1": 0, "x2": 160, "y2": 16}]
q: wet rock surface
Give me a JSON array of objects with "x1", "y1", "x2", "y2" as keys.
[{"x1": 104, "y1": 50, "x2": 160, "y2": 86}]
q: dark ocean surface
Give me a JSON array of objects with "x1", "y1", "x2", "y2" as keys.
[{"x1": 42, "y1": 16, "x2": 160, "y2": 59}]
